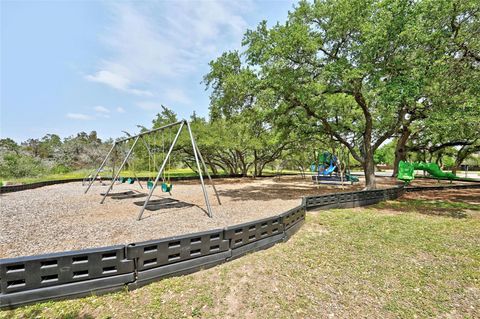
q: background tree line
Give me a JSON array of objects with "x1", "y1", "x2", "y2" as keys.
[
  {"x1": 0, "y1": 107, "x2": 313, "y2": 180},
  {"x1": 0, "y1": 132, "x2": 110, "y2": 178},
  {"x1": 2, "y1": 100, "x2": 477, "y2": 182}
]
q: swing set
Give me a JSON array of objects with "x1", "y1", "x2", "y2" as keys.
[{"x1": 84, "y1": 120, "x2": 221, "y2": 220}]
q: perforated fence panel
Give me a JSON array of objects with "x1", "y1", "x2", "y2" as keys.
[
  {"x1": 126, "y1": 229, "x2": 229, "y2": 271},
  {"x1": 279, "y1": 206, "x2": 305, "y2": 230},
  {"x1": 0, "y1": 246, "x2": 133, "y2": 295},
  {"x1": 224, "y1": 216, "x2": 284, "y2": 249},
  {"x1": 305, "y1": 186, "x2": 405, "y2": 210}
]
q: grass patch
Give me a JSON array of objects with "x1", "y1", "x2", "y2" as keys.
[
  {"x1": 2, "y1": 200, "x2": 479, "y2": 318},
  {"x1": 374, "y1": 198, "x2": 480, "y2": 219}
]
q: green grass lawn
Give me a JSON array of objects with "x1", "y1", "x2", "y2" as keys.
[{"x1": 2, "y1": 199, "x2": 479, "y2": 318}]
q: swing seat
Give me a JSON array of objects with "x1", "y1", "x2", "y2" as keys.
[
  {"x1": 118, "y1": 177, "x2": 126, "y2": 183},
  {"x1": 161, "y1": 182, "x2": 172, "y2": 192},
  {"x1": 126, "y1": 178, "x2": 135, "y2": 184},
  {"x1": 147, "y1": 180, "x2": 154, "y2": 189}
]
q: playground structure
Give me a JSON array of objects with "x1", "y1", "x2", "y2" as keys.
[
  {"x1": 397, "y1": 160, "x2": 458, "y2": 184},
  {"x1": 310, "y1": 151, "x2": 359, "y2": 184},
  {"x1": 84, "y1": 120, "x2": 221, "y2": 220}
]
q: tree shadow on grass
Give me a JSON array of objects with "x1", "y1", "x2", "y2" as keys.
[
  {"x1": 371, "y1": 198, "x2": 479, "y2": 219},
  {"x1": 9, "y1": 307, "x2": 95, "y2": 319}
]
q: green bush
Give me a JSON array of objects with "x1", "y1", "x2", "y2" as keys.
[
  {"x1": 443, "y1": 156, "x2": 455, "y2": 169},
  {"x1": 374, "y1": 142, "x2": 395, "y2": 165},
  {"x1": 0, "y1": 153, "x2": 46, "y2": 178},
  {"x1": 50, "y1": 164, "x2": 72, "y2": 174}
]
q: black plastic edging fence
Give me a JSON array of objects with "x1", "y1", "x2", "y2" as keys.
[
  {"x1": 2, "y1": 180, "x2": 479, "y2": 309},
  {"x1": 0, "y1": 174, "x2": 245, "y2": 194},
  {"x1": 0, "y1": 246, "x2": 134, "y2": 308},
  {"x1": 303, "y1": 185, "x2": 405, "y2": 210},
  {"x1": 0, "y1": 179, "x2": 85, "y2": 193}
]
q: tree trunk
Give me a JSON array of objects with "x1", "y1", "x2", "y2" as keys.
[
  {"x1": 258, "y1": 162, "x2": 268, "y2": 177},
  {"x1": 363, "y1": 152, "x2": 376, "y2": 189},
  {"x1": 452, "y1": 146, "x2": 468, "y2": 175},
  {"x1": 206, "y1": 157, "x2": 218, "y2": 175},
  {"x1": 362, "y1": 127, "x2": 376, "y2": 189},
  {"x1": 392, "y1": 127, "x2": 411, "y2": 177},
  {"x1": 452, "y1": 164, "x2": 459, "y2": 175},
  {"x1": 253, "y1": 150, "x2": 258, "y2": 178},
  {"x1": 362, "y1": 134, "x2": 376, "y2": 189},
  {"x1": 435, "y1": 152, "x2": 443, "y2": 168},
  {"x1": 353, "y1": 90, "x2": 376, "y2": 189}
]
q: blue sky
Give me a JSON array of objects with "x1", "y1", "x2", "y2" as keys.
[{"x1": 1, "y1": 0, "x2": 295, "y2": 142}]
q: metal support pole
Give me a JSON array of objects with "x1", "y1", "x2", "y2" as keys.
[
  {"x1": 137, "y1": 121, "x2": 186, "y2": 220},
  {"x1": 140, "y1": 136, "x2": 153, "y2": 161},
  {"x1": 186, "y1": 121, "x2": 213, "y2": 218},
  {"x1": 101, "y1": 136, "x2": 140, "y2": 203},
  {"x1": 194, "y1": 141, "x2": 222, "y2": 205},
  {"x1": 85, "y1": 142, "x2": 116, "y2": 194},
  {"x1": 82, "y1": 167, "x2": 97, "y2": 186},
  {"x1": 112, "y1": 159, "x2": 116, "y2": 183},
  {"x1": 132, "y1": 170, "x2": 144, "y2": 189},
  {"x1": 117, "y1": 120, "x2": 184, "y2": 144}
]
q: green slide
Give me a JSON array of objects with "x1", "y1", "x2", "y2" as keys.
[{"x1": 397, "y1": 161, "x2": 457, "y2": 183}]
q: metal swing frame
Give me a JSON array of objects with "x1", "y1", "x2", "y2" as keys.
[{"x1": 84, "y1": 119, "x2": 221, "y2": 220}]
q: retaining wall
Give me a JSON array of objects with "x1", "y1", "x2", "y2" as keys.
[{"x1": 2, "y1": 178, "x2": 479, "y2": 309}]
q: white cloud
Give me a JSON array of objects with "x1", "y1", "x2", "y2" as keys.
[
  {"x1": 165, "y1": 88, "x2": 192, "y2": 105},
  {"x1": 85, "y1": 1, "x2": 252, "y2": 95},
  {"x1": 66, "y1": 113, "x2": 93, "y2": 120},
  {"x1": 93, "y1": 105, "x2": 110, "y2": 113},
  {"x1": 136, "y1": 101, "x2": 164, "y2": 111},
  {"x1": 116, "y1": 107, "x2": 126, "y2": 113},
  {"x1": 85, "y1": 70, "x2": 153, "y2": 96}
]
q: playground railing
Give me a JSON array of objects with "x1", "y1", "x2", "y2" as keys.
[
  {"x1": 303, "y1": 185, "x2": 405, "y2": 210},
  {"x1": 0, "y1": 246, "x2": 134, "y2": 308}
]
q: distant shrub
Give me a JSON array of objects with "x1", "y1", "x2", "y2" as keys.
[
  {"x1": 0, "y1": 153, "x2": 46, "y2": 178},
  {"x1": 50, "y1": 164, "x2": 72, "y2": 174}
]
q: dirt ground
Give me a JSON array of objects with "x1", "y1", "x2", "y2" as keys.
[
  {"x1": 0, "y1": 175, "x2": 476, "y2": 258},
  {"x1": 402, "y1": 188, "x2": 480, "y2": 204}
]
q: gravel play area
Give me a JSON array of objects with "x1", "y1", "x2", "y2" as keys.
[
  {"x1": 0, "y1": 175, "x2": 474, "y2": 258},
  {"x1": 0, "y1": 176, "x2": 363, "y2": 258}
]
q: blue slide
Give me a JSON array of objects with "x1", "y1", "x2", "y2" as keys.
[{"x1": 323, "y1": 164, "x2": 336, "y2": 175}]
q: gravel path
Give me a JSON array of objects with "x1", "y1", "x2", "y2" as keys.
[{"x1": 1, "y1": 175, "x2": 465, "y2": 258}]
